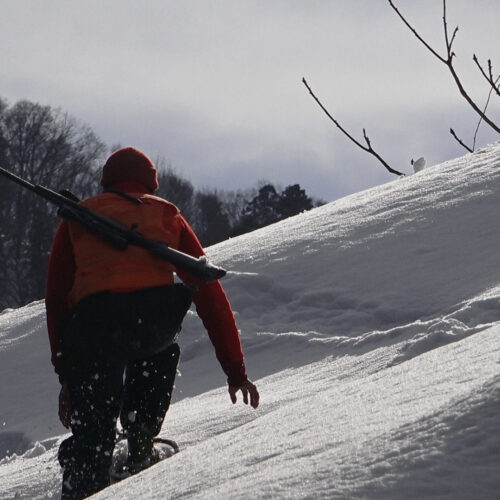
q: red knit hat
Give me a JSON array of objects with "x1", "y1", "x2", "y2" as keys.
[{"x1": 100, "y1": 147, "x2": 159, "y2": 192}]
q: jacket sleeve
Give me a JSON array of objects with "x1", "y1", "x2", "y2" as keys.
[
  {"x1": 175, "y1": 215, "x2": 248, "y2": 386},
  {"x1": 45, "y1": 221, "x2": 76, "y2": 377}
]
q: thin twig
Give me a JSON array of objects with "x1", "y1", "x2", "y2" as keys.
[
  {"x1": 388, "y1": 0, "x2": 445, "y2": 62},
  {"x1": 489, "y1": 60, "x2": 499, "y2": 89},
  {"x1": 388, "y1": 0, "x2": 500, "y2": 134},
  {"x1": 302, "y1": 78, "x2": 405, "y2": 176},
  {"x1": 473, "y1": 75, "x2": 500, "y2": 149},
  {"x1": 473, "y1": 55, "x2": 500, "y2": 98},
  {"x1": 450, "y1": 128, "x2": 473, "y2": 153},
  {"x1": 451, "y1": 74, "x2": 499, "y2": 153}
]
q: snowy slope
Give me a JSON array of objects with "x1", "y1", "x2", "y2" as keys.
[{"x1": 1, "y1": 142, "x2": 500, "y2": 499}]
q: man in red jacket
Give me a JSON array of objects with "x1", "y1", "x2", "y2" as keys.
[{"x1": 45, "y1": 147, "x2": 259, "y2": 500}]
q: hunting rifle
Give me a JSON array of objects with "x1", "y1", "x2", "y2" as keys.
[{"x1": 0, "y1": 166, "x2": 227, "y2": 282}]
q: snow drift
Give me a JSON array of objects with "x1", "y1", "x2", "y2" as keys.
[{"x1": 1, "y1": 142, "x2": 500, "y2": 499}]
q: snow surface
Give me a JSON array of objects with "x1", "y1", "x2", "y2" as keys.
[{"x1": 1, "y1": 142, "x2": 500, "y2": 499}]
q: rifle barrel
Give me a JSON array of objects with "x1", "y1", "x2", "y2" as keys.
[{"x1": 0, "y1": 165, "x2": 226, "y2": 282}]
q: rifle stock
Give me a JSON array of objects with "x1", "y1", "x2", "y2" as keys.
[{"x1": 0, "y1": 166, "x2": 227, "y2": 282}]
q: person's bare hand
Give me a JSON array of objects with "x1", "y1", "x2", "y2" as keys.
[{"x1": 228, "y1": 380, "x2": 259, "y2": 409}]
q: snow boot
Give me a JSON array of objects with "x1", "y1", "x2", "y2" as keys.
[{"x1": 126, "y1": 430, "x2": 160, "y2": 473}]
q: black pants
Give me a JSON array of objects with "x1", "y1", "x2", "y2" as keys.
[{"x1": 58, "y1": 285, "x2": 192, "y2": 500}]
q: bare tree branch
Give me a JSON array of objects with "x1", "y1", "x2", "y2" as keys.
[
  {"x1": 450, "y1": 72, "x2": 499, "y2": 153},
  {"x1": 443, "y1": 0, "x2": 459, "y2": 56},
  {"x1": 388, "y1": 0, "x2": 500, "y2": 135},
  {"x1": 389, "y1": 0, "x2": 445, "y2": 63},
  {"x1": 473, "y1": 75, "x2": 500, "y2": 150},
  {"x1": 473, "y1": 55, "x2": 500, "y2": 98},
  {"x1": 302, "y1": 78, "x2": 405, "y2": 177},
  {"x1": 450, "y1": 128, "x2": 473, "y2": 153}
]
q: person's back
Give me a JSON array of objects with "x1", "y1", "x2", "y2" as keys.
[
  {"x1": 67, "y1": 188, "x2": 182, "y2": 306},
  {"x1": 45, "y1": 147, "x2": 259, "y2": 500}
]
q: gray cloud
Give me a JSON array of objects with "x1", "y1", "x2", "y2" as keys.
[{"x1": 1, "y1": 0, "x2": 499, "y2": 201}]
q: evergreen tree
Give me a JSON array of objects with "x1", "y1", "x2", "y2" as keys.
[
  {"x1": 278, "y1": 184, "x2": 314, "y2": 218},
  {"x1": 231, "y1": 183, "x2": 316, "y2": 236}
]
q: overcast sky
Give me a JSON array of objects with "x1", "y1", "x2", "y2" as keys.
[{"x1": 1, "y1": 0, "x2": 499, "y2": 201}]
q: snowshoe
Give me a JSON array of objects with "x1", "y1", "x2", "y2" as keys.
[{"x1": 110, "y1": 434, "x2": 179, "y2": 483}]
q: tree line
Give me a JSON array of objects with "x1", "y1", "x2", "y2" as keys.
[{"x1": 0, "y1": 98, "x2": 323, "y2": 310}]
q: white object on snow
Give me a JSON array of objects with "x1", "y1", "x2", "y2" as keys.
[{"x1": 412, "y1": 157, "x2": 426, "y2": 173}]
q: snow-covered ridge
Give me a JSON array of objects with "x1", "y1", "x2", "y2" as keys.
[
  {"x1": 1, "y1": 142, "x2": 500, "y2": 498},
  {"x1": 213, "y1": 141, "x2": 500, "y2": 361}
]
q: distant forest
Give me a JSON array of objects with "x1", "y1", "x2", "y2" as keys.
[{"x1": 0, "y1": 98, "x2": 324, "y2": 309}]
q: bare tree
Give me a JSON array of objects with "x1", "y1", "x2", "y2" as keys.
[
  {"x1": 155, "y1": 159, "x2": 196, "y2": 223},
  {"x1": 219, "y1": 187, "x2": 257, "y2": 228},
  {"x1": 302, "y1": 78, "x2": 405, "y2": 177},
  {"x1": 388, "y1": 0, "x2": 500, "y2": 150},
  {"x1": 0, "y1": 99, "x2": 106, "y2": 309}
]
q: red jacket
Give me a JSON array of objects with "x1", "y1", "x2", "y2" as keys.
[{"x1": 45, "y1": 182, "x2": 247, "y2": 386}]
